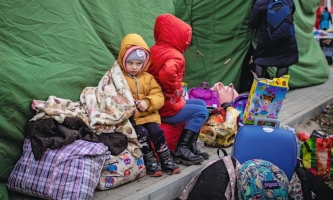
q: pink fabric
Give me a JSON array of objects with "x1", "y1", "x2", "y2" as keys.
[
  {"x1": 213, "y1": 82, "x2": 239, "y2": 105},
  {"x1": 261, "y1": 104, "x2": 268, "y2": 111},
  {"x1": 223, "y1": 156, "x2": 240, "y2": 200}
]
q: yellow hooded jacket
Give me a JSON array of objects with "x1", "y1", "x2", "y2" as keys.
[{"x1": 117, "y1": 33, "x2": 164, "y2": 125}]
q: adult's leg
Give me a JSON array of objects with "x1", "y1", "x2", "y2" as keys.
[
  {"x1": 134, "y1": 125, "x2": 162, "y2": 177},
  {"x1": 144, "y1": 122, "x2": 180, "y2": 174},
  {"x1": 162, "y1": 99, "x2": 209, "y2": 164},
  {"x1": 254, "y1": 64, "x2": 267, "y2": 78},
  {"x1": 275, "y1": 67, "x2": 289, "y2": 78}
]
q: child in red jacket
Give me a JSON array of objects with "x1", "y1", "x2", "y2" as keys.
[{"x1": 148, "y1": 14, "x2": 209, "y2": 166}]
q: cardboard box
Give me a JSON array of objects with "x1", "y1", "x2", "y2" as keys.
[{"x1": 242, "y1": 72, "x2": 289, "y2": 125}]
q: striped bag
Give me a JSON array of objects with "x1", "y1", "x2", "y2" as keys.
[
  {"x1": 7, "y1": 139, "x2": 108, "y2": 200},
  {"x1": 301, "y1": 137, "x2": 333, "y2": 181}
]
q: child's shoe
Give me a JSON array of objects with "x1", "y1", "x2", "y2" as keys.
[
  {"x1": 143, "y1": 151, "x2": 163, "y2": 177},
  {"x1": 158, "y1": 149, "x2": 181, "y2": 175}
]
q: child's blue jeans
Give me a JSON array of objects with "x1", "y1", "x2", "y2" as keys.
[{"x1": 161, "y1": 99, "x2": 208, "y2": 133}]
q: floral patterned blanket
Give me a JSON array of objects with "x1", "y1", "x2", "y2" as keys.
[{"x1": 29, "y1": 62, "x2": 138, "y2": 140}]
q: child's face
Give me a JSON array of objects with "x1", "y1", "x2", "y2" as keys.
[
  {"x1": 264, "y1": 99, "x2": 271, "y2": 105},
  {"x1": 126, "y1": 60, "x2": 143, "y2": 76}
]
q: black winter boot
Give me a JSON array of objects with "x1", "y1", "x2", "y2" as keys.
[
  {"x1": 172, "y1": 129, "x2": 204, "y2": 166},
  {"x1": 143, "y1": 151, "x2": 163, "y2": 177},
  {"x1": 190, "y1": 132, "x2": 210, "y2": 160},
  {"x1": 158, "y1": 149, "x2": 181, "y2": 175}
]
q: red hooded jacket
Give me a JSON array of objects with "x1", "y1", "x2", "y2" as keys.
[{"x1": 148, "y1": 14, "x2": 192, "y2": 117}]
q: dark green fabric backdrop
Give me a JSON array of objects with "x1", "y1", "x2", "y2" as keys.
[
  {"x1": 0, "y1": 1, "x2": 175, "y2": 198},
  {"x1": 175, "y1": 0, "x2": 328, "y2": 89},
  {"x1": 175, "y1": 0, "x2": 253, "y2": 89}
]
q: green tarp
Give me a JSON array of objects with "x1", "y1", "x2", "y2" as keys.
[
  {"x1": 175, "y1": 0, "x2": 253, "y2": 89},
  {"x1": 0, "y1": 0, "x2": 328, "y2": 198},
  {"x1": 0, "y1": 1, "x2": 175, "y2": 198},
  {"x1": 175, "y1": 0, "x2": 329, "y2": 89}
]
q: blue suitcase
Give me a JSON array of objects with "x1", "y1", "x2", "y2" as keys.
[{"x1": 231, "y1": 118, "x2": 297, "y2": 180}]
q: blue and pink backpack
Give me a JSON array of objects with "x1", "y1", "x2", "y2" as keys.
[{"x1": 237, "y1": 159, "x2": 289, "y2": 200}]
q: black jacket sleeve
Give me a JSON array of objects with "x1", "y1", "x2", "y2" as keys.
[{"x1": 250, "y1": 0, "x2": 262, "y2": 29}]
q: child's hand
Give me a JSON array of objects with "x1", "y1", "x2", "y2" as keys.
[{"x1": 135, "y1": 100, "x2": 148, "y2": 112}]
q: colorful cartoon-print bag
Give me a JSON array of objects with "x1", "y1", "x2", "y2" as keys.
[
  {"x1": 97, "y1": 142, "x2": 146, "y2": 190},
  {"x1": 237, "y1": 159, "x2": 289, "y2": 200}
]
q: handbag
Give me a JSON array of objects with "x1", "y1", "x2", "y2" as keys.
[
  {"x1": 301, "y1": 137, "x2": 333, "y2": 181},
  {"x1": 188, "y1": 82, "x2": 219, "y2": 107},
  {"x1": 213, "y1": 82, "x2": 239, "y2": 106}
]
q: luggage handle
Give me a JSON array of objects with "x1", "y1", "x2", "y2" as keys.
[
  {"x1": 217, "y1": 148, "x2": 227, "y2": 158},
  {"x1": 214, "y1": 82, "x2": 235, "y2": 103},
  {"x1": 254, "y1": 118, "x2": 280, "y2": 128},
  {"x1": 200, "y1": 82, "x2": 211, "y2": 98}
]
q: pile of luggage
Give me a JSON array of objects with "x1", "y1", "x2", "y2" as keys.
[
  {"x1": 176, "y1": 75, "x2": 333, "y2": 199},
  {"x1": 179, "y1": 122, "x2": 333, "y2": 200}
]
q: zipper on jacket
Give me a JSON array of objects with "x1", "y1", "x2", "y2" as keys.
[
  {"x1": 170, "y1": 89, "x2": 180, "y2": 104},
  {"x1": 129, "y1": 74, "x2": 140, "y2": 97}
]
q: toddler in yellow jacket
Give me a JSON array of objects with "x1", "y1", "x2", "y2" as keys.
[{"x1": 117, "y1": 33, "x2": 180, "y2": 176}]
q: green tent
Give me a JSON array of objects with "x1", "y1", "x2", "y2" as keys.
[
  {"x1": 0, "y1": 1, "x2": 175, "y2": 198},
  {"x1": 176, "y1": 0, "x2": 328, "y2": 89},
  {"x1": 0, "y1": 0, "x2": 328, "y2": 199}
]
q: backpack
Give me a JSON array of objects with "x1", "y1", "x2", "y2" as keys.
[
  {"x1": 237, "y1": 159, "x2": 289, "y2": 200},
  {"x1": 179, "y1": 149, "x2": 241, "y2": 200},
  {"x1": 292, "y1": 167, "x2": 333, "y2": 200},
  {"x1": 231, "y1": 94, "x2": 248, "y2": 128},
  {"x1": 266, "y1": 0, "x2": 295, "y2": 41}
]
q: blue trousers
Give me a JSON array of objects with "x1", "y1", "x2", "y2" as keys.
[{"x1": 161, "y1": 99, "x2": 209, "y2": 133}]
